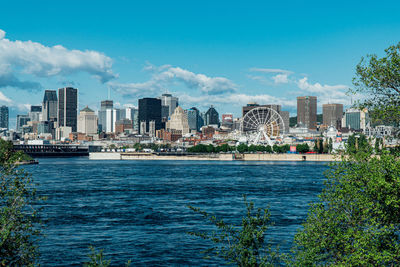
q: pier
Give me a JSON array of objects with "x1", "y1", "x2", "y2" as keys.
[{"x1": 14, "y1": 144, "x2": 89, "y2": 157}]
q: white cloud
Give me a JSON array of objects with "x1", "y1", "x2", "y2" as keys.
[
  {"x1": 0, "y1": 29, "x2": 117, "y2": 90},
  {"x1": 272, "y1": 74, "x2": 289, "y2": 84},
  {"x1": 179, "y1": 93, "x2": 296, "y2": 111},
  {"x1": 0, "y1": 91, "x2": 12, "y2": 104},
  {"x1": 249, "y1": 68, "x2": 293, "y2": 85},
  {"x1": 249, "y1": 68, "x2": 293, "y2": 75},
  {"x1": 109, "y1": 65, "x2": 237, "y2": 97},
  {"x1": 297, "y1": 77, "x2": 350, "y2": 104}
]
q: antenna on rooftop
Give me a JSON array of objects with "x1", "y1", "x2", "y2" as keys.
[{"x1": 108, "y1": 87, "x2": 111, "y2": 100}]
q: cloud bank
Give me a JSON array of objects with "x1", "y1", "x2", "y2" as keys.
[
  {"x1": 297, "y1": 77, "x2": 350, "y2": 104},
  {"x1": 0, "y1": 29, "x2": 116, "y2": 90},
  {"x1": 249, "y1": 67, "x2": 293, "y2": 85},
  {"x1": 109, "y1": 65, "x2": 237, "y2": 97}
]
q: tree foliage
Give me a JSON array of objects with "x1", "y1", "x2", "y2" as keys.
[
  {"x1": 0, "y1": 140, "x2": 43, "y2": 266},
  {"x1": 293, "y1": 152, "x2": 400, "y2": 266},
  {"x1": 295, "y1": 143, "x2": 309, "y2": 153},
  {"x1": 188, "y1": 197, "x2": 280, "y2": 266},
  {"x1": 352, "y1": 42, "x2": 400, "y2": 126}
]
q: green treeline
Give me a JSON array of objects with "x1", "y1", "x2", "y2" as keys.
[{"x1": 187, "y1": 143, "x2": 310, "y2": 154}]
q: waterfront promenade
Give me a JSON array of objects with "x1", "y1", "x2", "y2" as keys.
[{"x1": 89, "y1": 152, "x2": 338, "y2": 161}]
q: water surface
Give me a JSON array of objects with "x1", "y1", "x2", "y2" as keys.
[{"x1": 25, "y1": 158, "x2": 329, "y2": 266}]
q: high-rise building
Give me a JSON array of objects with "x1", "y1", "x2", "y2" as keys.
[
  {"x1": 344, "y1": 108, "x2": 369, "y2": 131},
  {"x1": 166, "y1": 106, "x2": 190, "y2": 135},
  {"x1": 16, "y1": 115, "x2": 30, "y2": 132},
  {"x1": 187, "y1": 107, "x2": 200, "y2": 131},
  {"x1": 77, "y1": 106, "x2": 98, "y2": 135},
  {"x1": 242, "y1": 103, "x2": 281, "y2": 117},
  {"x1": 297, "y1": 96, "x2": 317, "y2": 129},
  {"x1": 221, "y1": 114, "x2": 233, "y2": 129},
  {"x1": 124, "y1": 107, "x2": 138, "y2": 131},
  {"x1": 242, "y1": 103, "x2": 260, "y2": 117},
  {"x1": 138, "y1": 98, "x2": 162, "y2": 134},
  {"x1": 323, "y1": 104, "x2": 343, "y2": 128},
  {"x1": 37, "y1": 121, "x2": 50, "y2": 134},
  {"x1": 104, "y1": 108, "x2": 120, "y2": 133},
  {"x1": 159, "y1": 93, "x2": 178, "y2": 118},
  {"x1": 29, "y1": 105, "x2": 42, "y2": 122},
  {"x1": 58, "y1": 87, "x2": 78, "y2": 132},
  {"x1": 0, "y1": 106, "x2": 9, "y2": 129},
  {"x1": 42, "y1": 90, "x2": 58, "y2": 121},
  {"x1": 280, "y1": 111, "x2": 290, "y2": 133},
  {"x1": 98, "y1": 100, "x2": 113, "y2": 132},
  {"x1": 205, "y1": 106, "x2": 220, "y2": 126}
]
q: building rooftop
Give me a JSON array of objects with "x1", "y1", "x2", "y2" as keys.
[{"x1": 80, "y1": 106, "x2": 94, "y2": 113}]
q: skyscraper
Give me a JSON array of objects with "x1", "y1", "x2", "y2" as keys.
[
  {"x1": 98, "y1": 100, "x2": 113, "y2": 132},
  {"x1": 42, "y1": 90, "x2": 58, "y2": 121},
  {"x1": 323, "y1": 103, "x2": 343, "y2": 128},
  {"x1": 166, "y1": 106, "x2": 190, "y2": 135},
  {"x1": 242, "y1": 103, "x2": 260, "y2": 117},
  {"x1": 297, "y1": 96, "x2": 317, "y2": 129},
  {"x1": 344, "y1": 108, "x2": 369, "y2": 131},
  {"x1": 58, "y1": 87, "x2": 78, "y2": 132},
  {"x1": 159, "y1": 93, "x2": 178, "y2": 118},
  {"x1": 280, "y1": 111, "x2": 290, "y2": 133},
  {"x1": 187, "y1": 107, "x2": 199, "y2": 131},
  {"x1": 124, "y1": 107, "x2": 138, "y2": 130},
  {"x1": 16, "y1": 115, "x2": 30, "y2": 132},
  {"x1": 29, "y1": 105, "x2": 42, "y2": 122},
  {"x1": 205, "y1": 106, "x2": 219, "y2": 126},
  {"x1": 77, "y1": 106, "x2": 98, "y2": 135},
  {"x1": 0, "y1": 106, "x2": 9, "y2": 129},
  {"x1": 138, "y1": 98, "x2": 162, "y2": 134}
]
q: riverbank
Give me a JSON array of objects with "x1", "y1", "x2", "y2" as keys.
[{"x1": 89, "y1": 152, "x2": 339, "y2": 161}]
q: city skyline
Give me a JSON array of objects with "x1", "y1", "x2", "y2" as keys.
[{"x1": 1, "y1": 1, "x2": 400, "y2": 129}]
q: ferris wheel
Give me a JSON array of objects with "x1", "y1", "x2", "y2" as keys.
[{"x1": 240, "y1": 107, "x2": 285, "y2": 146}]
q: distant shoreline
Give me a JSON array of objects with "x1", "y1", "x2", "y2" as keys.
[{"x1": 89, "y1": 152, "x2": 339, "y2": 162}]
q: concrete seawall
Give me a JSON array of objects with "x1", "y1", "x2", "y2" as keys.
[{"x1": 89, "y1": 152, "x2": 339, "y2": 161}]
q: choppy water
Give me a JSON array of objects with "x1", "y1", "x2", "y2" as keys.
[{"x1": 25, "y1": 158, "x2": 329, "y2": 266}]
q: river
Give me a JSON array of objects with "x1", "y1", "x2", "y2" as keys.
[{"x1": 24, "y1": 158, "x2": 329, "y2": 266}]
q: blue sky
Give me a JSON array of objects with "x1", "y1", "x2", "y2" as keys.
[{"x1": 1, "y1": 1, "x2": 400, "y2": 128}]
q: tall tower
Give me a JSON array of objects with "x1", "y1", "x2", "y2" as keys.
[
  {"x1": 58, "y1": 87, "x2": 78, "y2": 132},
  {"x1": 205, "y1": 106, "x2": 220, "y2": 126},
  {"x1": 159, "y1": 93, "x2": 178, "y2": 119},
  {"x1": 42, "y1": 90, "x2": 58, "y2": 121},
  {"x1": 323, "y1": 103, "x2": 343, "y2": 128},
  {"x1": 0, "y1": 105, "x2": 9, "y2": 129},
  {"x1": 297, "y1": 96, "x2": 317, "y2": 129},
  {"x1": 98, "y1": 100, "x2": 113, "y2": 132},
  {"x1": 138, "y1": 98, "x2": 162, "y2": 134}
]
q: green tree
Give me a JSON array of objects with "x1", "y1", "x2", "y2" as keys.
[
  {"x1": 206, "y1": 144, "x2": 215, "y2": 153},
  {"x1": 218, "y1": 144, "x2": 231, "y2": 153},
  {"x1": 296, "y1": 143, "x2": 310, "y2": 154},
  {"x1": 188, "y1": 197, "x2": 281, "y2": 266},
  {"x1": 0, "y1": 140, "x2": 43, "y2": 266},
  {"x1": 346, "y1": 133, "x2": 372, "y2": 154},
  {"x1": 293, "y1": 152, "x2": 400, "y2": 266},
  {"x1": 237, "y1": 144, "x2": 249, "y2": 153},
  {"x1": 352, "y1": 42, "x2": 400, "y2": 126},
  {"x1": 248, "y1": 145, "x2": 257, "y2": 153}
]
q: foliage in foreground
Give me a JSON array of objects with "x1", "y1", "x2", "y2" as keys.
[
  {"x1": 83, "y1": 246, "x2": 131, "y2": 267},
  {"x1": 352, "y1": 42, "x2": 400, "y2": 126},
  {"x1": 292, "y1": 151, "x2": 400, "y2": 266},
  {"x1": 188, "y1": 197, "x2": 281, "y2": 266},
  {"x1": 0, "y1": 139, "x2": 43, "y2": 266}
]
